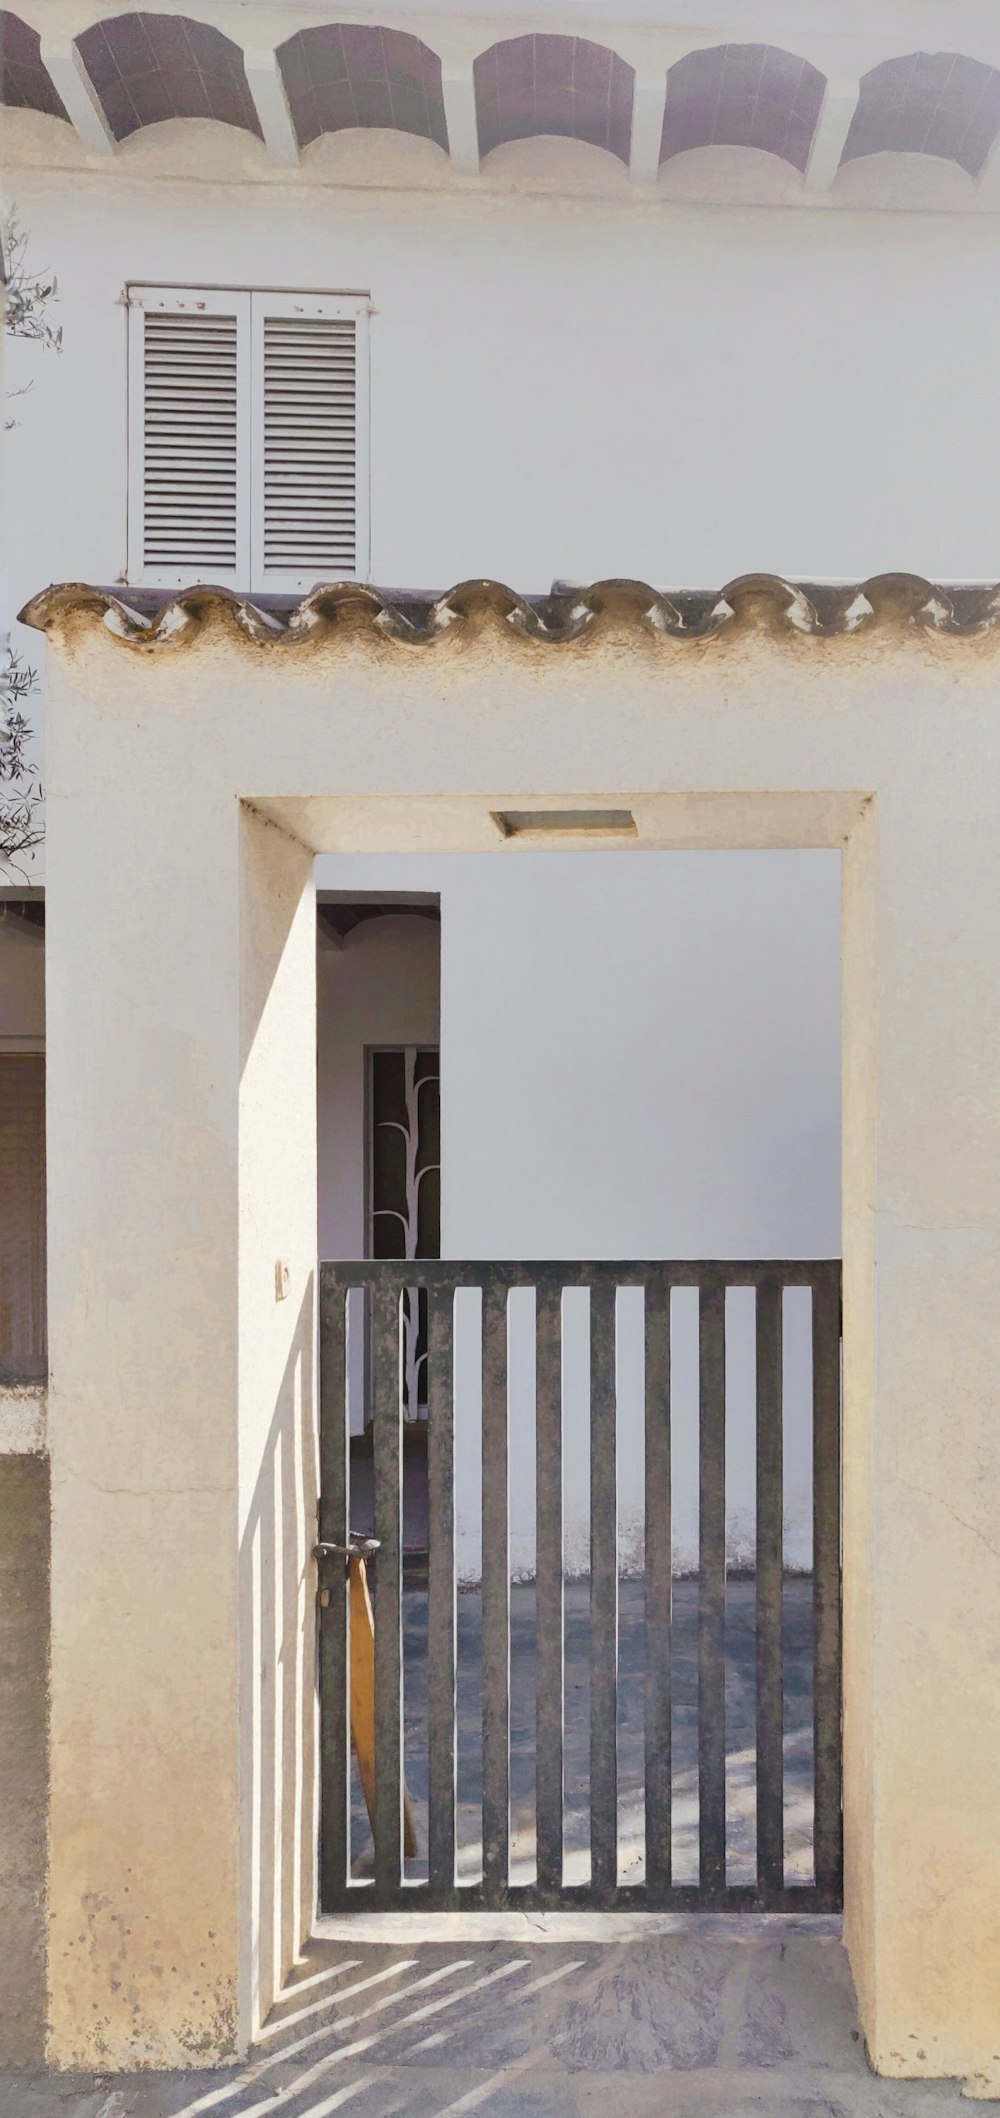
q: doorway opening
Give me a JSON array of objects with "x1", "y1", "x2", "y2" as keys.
[
  {"x1": 314, "y1": 850, "x2": 842, "y2": 1916},
  {"x1": 317, "y1": 892, "x2": 440, "y2": 1564}
]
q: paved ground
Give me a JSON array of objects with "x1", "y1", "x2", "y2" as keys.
[
  {"x1": 364, "y1": 1578, "x2": 816, "y2": 1886},
  {"x1": 4, "y1": 1921, "x2": 997, "y2": 2116},
  {"x1": 8, "y1": 1580, "x2": 992, "y2": 2114}
]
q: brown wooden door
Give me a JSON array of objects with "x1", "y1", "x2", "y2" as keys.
[{"x1": 0, "y1": 1055, "x2": 46, "y2": 1378}]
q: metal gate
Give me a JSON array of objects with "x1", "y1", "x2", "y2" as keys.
[{"x1": 317, "y1": 1260, "x2": 842, "y2": 1914}]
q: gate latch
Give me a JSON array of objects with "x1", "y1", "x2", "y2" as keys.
[{"x1": 313, "y1": 1533, "x2": 381, "y2": 1578}]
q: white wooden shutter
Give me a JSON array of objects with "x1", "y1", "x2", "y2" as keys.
[
  {"x1": 250, "y1": 293, "x2": 370, "y2": 592},
  {"x1": 127, "y1": 287, "x2": 251, "y2": 588}
]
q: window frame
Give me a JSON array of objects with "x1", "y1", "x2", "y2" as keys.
[{"x1": 126, "y1": 283, "x2": 371, "y2": 594}]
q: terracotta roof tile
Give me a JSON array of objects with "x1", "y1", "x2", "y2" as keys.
[
  {"x1": 75, "y1": 11, "x2": 261, "y2": 142},
  {"x1": 474, "y1": 35, "x2": 634, "y2": 163},
  {"x1": 20, "y1": 575, "x2": 1000, "y2": 647},
  {"x1": 0, "y1": 9, "x2": 68, "y2": 118},
  {"x1": 661, "y1": 44, "x2": 825, "y2": 172},
  {"x1": 276, "y1": 24, "x2": 447, "y2": 152}
]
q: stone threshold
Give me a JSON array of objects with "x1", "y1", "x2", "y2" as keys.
[
  {"x1": 0, "y1": 1385, "x2": 48, "y2": 1455},
  {"x1": 315, "y1": 1909, "x2": 844, "y2": 1944}
]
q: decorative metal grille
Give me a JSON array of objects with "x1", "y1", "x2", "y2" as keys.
[{"x1": 367, "y1": 1046, "x2": 440, "y2": 1422}]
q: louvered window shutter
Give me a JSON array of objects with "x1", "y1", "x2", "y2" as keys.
[
  {"x1": 128, "y1": 288, "x2": 368, "y2": 591},
  {"x1": 128, "y1": 288, "x2": 251, "y2": 588},
  {"x1": 250, "y1": 293, "x2": 370, "y2": 592}
]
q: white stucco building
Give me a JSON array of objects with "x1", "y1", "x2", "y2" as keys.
[
  {"x1": 12, "y1": 0, "x2": 1000, "y2": 1558},
  {"x1": 2, "y1": 0, "x2": 1000, "y2": 2091}
]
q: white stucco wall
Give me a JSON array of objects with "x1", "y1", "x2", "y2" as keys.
[
  {"x1": 6, "y1": 146, "x2": 998, "y2": 921},
  {"x1": 6, "y1": 146, "x2": 855, "y2": 1571},
  {"x1": 0, "y1": 67, "x2": 985, "y2": 1541},
  {"x1": 31, "y1": 593, "x2": 1000, "y2": 2078},
  {"x1": 0, "y1": 111, "x2": 953, "y2": 1560},
  {"x1": 315, "y1": 849, "x2": 840, "y2": 1574},
  {"x1": 5, "y1": 169, "x2": 1000, "y2": 642}
]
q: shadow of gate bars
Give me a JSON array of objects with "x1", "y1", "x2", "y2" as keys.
[{"x1": 317, "y1": 1260, "x2": 842, "y2": 1915}]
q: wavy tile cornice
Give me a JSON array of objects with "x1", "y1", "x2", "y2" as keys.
[{"x1": 20, "y1": 574, "x2": 1000, "y2": 648}]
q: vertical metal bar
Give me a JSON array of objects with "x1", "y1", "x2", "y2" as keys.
[
  {"x1": 481, "y1": 1281, "x2": 510, "y2": 1903},
  {"x1": 371, "y1": 1281, "x2": 402, "y2": 1896},
  {"x1": 644, "y1": 1273, "x2": 672, "y2": 1897},
  {"x1": 427, "y1": 1286, "x2": 456, "y2": 1896},
  {"x1": 812, "y1": 1267, "x2": 843, "y2": 1902},
  {"x1": 318, "y1": 1277, "x2": 349, "y2": 1910},
  {"x1": 590, "y1": 1280, "x2": 618, "y2": 1896},
  {"x1": 698, "y1": 1278, "x2": 727, "y2": 1904},
  {"x1": 534, "y1": 1281, "x2": 564, "y2": 1894},
  {"x1": 755, "y1": 1277, "x2": 784, "y2": 1903}
]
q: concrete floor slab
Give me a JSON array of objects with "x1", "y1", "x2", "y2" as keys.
[
  {"x1": 378, "y1": 1580, "x2": 817, "y2": 1890},
  {"x1": 4, "y1": 1926, "x2": 998, "y2": 2116}
]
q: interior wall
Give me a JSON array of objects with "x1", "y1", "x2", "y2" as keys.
[
  {"x1": 314, "y1": 848, "x2": 840, "y2": 1577},
  {"x1": 318, "y1": 915, "x2": 441, "y2": 1438},
  {"x1": 0, "y1": 920, "x2": 45, "y2": 1048},
  {"x1": 317, "y1": 915, "x2": 442, "y2": 1261},
  {"x1": 0, "y1": 1452, "x2": 49, "y2": 2067}
]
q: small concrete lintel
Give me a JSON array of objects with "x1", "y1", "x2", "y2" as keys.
[
  {"x1": 244, "y1": 48, "x2": 299, "y2": 168},
  {"x1": 629, "y1": 70, "x2": 667, "y2": 186},
  {"x1": 975, "y1": 124, "x2": 1000, "y2": 198},
  {"x1": 39, "y1": 37, "x2": 115, "y2": 157},
  {"x1": 804, "y1": 74, "x2": 860, "y2": 191},
  {"x1": 441, "y1": 62, "x2": 480, "y2": 176}
]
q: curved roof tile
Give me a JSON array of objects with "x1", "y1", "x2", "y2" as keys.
[
  {"x1": 841, "y1": 51, "x2": 1000, "y2": 178},
  {"x1": 76, "y1": 11, "x2": 261, "y2": 141},
  {"x1": 19, "y1": 575, "x2": 1000, "y2": 646},
  {"x1": 660, "y1": 43, "x2": 826, "y2": 172},
  {"x1": 0, "y1": 10, "x2": 67, "y2": 117},
  {"x1": 276, "y1": 24, "x2": 447, "y2": 151},
  {"x1": 474, "y1": 35, "x2": 634, "y2": 163}
]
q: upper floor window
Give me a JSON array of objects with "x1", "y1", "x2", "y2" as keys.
[{"x1": 127, "y1": 286, "x2": 370, "y2": 593}]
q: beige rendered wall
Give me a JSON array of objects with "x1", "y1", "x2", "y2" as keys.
[
  {"x1": 848, "y1": 773, "x2": 1000, "y2": 2091},
  {"x1": 43, "y1": 690, "x2": 317, "y2": 2064},
  {"x1": 44, "y1": 747, "x2": 243, "y2": 2065},
  {"x1": 0, "y1": 1452, "x2": 49, "y2": 2067},
  {"x1": 237, "y1": 808, "x2": 318, "y2": 2039},
  {"x1": 0, "y1": 922, "x2": 49, "y2": 2065},
  {"x1": 31, "y1": 589, "x2": 1000, "y2": 2087}
]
